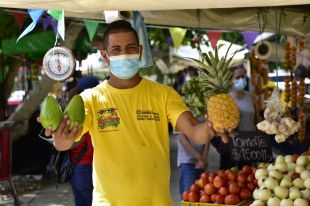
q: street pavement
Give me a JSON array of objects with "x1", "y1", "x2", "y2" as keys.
[{"x1": 1, "y1": 134, "x2": 220, "y2": 206}]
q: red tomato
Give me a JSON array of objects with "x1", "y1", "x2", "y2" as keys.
[
  {"x1": 182, "y1": 191, "x2": 189, "y2": 201},
  {"x1": 247, "y1": 174, "x2": 255, "y2": 183},
  {"x1": 197, "y1": 178, "x2": 207, "y2": 189},
  {"x1": 211, "y1": 194, "x2": 217, "y2": 203},
  {"x1": 199, "y1": 194, "x2": 210, "y2": 203},
  {"x1": 242, "y1": 165, "x2": 252, "y2": 175},
  {"x1": 213, "y1": 176, "x2": 225, "y2": 189},
  {"x1": 225, "y1": 194, "x2": 241, "y2": 205},
  {"x1": 208, "y1": 173, "x2": 216, "y2": 183},
  {"x1": 227, "y1": 171, "x2": 237, "y2": 181},
  {"x1": 200, "y1": 172, "x2": 209, "y2": 182},
  {"x1": 218, "y1": 186, "x2": 229, "y2": 196},
  {"x1": 215, "y1": 194, "x2": 225, "y2": 204},
  {"x1": 190, "y1": 184, "x2": 200, "y2": 193},
  {"x1": 238, "y1": 181, "x2": 246, "y2": 189},
  {"x1": 237, "y1": 174, "x2": 247, "y2": 183},
  {"x1": 204, "y1": 183, "x2": 216, "y2": 196},
  {"x1": 229, "y1": 182, "x2": 240, "y2": 194},
  {"x1": 188, "y1": 191, "x2": 199, "y2": 202},
  {"x1": 247, "y1": 182, "x2": 257, "y2": 192},
  {"x1": 240, "y1": 188, "x2": 251, "y2": 200},
  {"x1": 253, "y1": 179, "x2": 258, "y2": 186}
]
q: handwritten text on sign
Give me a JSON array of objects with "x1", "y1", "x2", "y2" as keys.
[{"x1": 229, "y1": 131, "x2": 273, "y2": 162}]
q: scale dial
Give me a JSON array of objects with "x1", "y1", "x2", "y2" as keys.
[{"x1": 43, "y1": 47, "x2": 76, "y2": 81}]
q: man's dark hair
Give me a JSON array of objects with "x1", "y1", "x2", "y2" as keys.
[{"x1": 103, "y1": 20, "x2": 139, "y2": 50}]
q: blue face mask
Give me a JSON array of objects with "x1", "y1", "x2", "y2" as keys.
[
  {"x1": 233, "y1": 78, "x2": 247, "y2": 91},
  {"x1": 107, "y1": 54, "x2": 140, "y2": 79}
]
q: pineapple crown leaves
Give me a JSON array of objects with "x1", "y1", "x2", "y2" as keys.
[{"x1": 189, "y1": 43, "x2": 243, "y2": 99}]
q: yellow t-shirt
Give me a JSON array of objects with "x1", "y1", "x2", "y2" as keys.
[{"x1": 79, "y1": 78, "x2": 189, "y2": 206}]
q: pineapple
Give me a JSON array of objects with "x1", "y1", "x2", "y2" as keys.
[{"x1": 194, "y1": 45, "x2": 240, "y2": 133}]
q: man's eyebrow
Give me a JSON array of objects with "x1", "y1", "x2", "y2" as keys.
[
  {"x1": 127, "y1": 43, "x2": 139, "y2": 46},
  {"x1": 111, "y1": 45, "x2": 121, "y2": 49}
]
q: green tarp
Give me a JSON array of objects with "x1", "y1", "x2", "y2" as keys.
[{"x1": 2, "y1": 31, "x2": 55, "y2": 59}]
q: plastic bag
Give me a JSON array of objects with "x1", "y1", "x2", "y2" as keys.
[{"x1": 257, "y1": 87, "x2": 300, "y2": 143}]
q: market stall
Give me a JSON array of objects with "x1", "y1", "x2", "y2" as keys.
[{"x1": 0, "y1": 1, "x2": 309, "y2": 206}]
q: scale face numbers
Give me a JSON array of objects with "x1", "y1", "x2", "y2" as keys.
[{"x1": 43, "y1": 47, "x2": 76, "y2": 81}]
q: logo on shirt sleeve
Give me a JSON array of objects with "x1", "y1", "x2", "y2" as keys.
[{"x1": 97, "y1": 108, "x2": 120, "y2": 130}]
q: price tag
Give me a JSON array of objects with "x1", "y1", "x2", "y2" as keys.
[{"x1": 229, "y1": 131, "x2": 273, "y2": 163}]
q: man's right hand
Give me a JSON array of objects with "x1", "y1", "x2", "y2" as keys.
[{"x1": 37, "y1": 115, "x2": 83, "y2": 151}]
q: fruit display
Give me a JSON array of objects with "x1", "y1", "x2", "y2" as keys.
[
  {"x1": 182, "y1": 166, "x2": 257, "y2": 205},
  {"x1": 192, "y1": 45, "x2": 240, "y2": 135},
  {"x1": 256, "y1": 88, "x2": 300, "y2": 143},
  {"x1": 40, "y1": 95, "x2": 64, "y2": 131},
  {"x1": 251, "y1": 154, "x2": 310, "y2": 206}
]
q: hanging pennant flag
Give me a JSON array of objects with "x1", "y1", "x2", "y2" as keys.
[
  {"x1": 43, "y1": 16, "x2": 58, "y2": 34},
  {"x1": 10, "y1": 12, "x2": 26, "y2": 29},
  {"x1": 84, "y1": 20, "x2": 99, "y2": 41},
  {"x1": 48, "y1": 10, "x2": 65, "y2": 40},
  {"x1": 17, "y1": 9, "x2": 45, "y2": 42},
  {"x1": 206, "y1": 31, "x2": 222, "y2": 48},
  {"x1": 242, "y1": 31, "x2": 259, "y2": 50},
  {"x1": 169, "y1": 28, "x2": 187, "y2": 49}
]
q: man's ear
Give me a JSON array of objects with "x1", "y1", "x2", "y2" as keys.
[
  {"x1": 139, "y1": 45, "x2": 143, "y2": 60},
  {"x1": 101, "y1": 50, "x2": 109, "y2": 64}
]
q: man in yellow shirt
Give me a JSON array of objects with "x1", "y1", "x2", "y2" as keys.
[{"x1": 43, "y1": 20, "x2": 220, "y2": 206}]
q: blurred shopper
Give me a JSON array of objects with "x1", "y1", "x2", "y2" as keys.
[{"x1": 177, "y1": 116, "x2": 209, "y2": 197}]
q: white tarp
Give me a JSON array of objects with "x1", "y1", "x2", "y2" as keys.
[
  {"x1": 0, "y1": 2, "x2": 310, "y2": 36},
  {"x1": 0, "y1": 0, "x2": 309, "y2": 11}
]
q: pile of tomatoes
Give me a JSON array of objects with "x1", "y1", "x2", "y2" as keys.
[{"x1": 182, "y1": 165, "x2": 258, "y2": 205}]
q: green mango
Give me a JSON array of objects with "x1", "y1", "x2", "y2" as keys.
[
  {"x1": 64, "y1": 95, "x2": 85, "y2": 130},
  {"x1": 40, "y1": 96, "x2": 63, "y2": 131}
]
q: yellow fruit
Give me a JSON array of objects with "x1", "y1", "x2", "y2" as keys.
[
  {"x1": 207, "y1": 93, "x2": 240, "y2": 133},
  {"x1": 195, "y1": 45, "x2": 240, "y2": 133}
]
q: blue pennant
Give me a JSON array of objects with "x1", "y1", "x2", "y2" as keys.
[{"x1": 17, "y1": 9, "x2": 45, "y2": 42}]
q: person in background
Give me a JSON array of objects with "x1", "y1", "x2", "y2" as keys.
[
  {"x1": 177, "y1": 116, "x2": 209, "y2": 197},
  {"x1": 67, "y1": 76, "x2": 99, "y2": 206},
  {"x1": 230, "y1": 65, "x2": 259, "y2": 131}
]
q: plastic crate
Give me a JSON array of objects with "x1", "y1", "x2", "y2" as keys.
[{"x1": 181, "y1": 199, "x2": 251, "y2": 206}]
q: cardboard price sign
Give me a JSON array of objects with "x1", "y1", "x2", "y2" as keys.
[{"x1": 229, "y1": 131, "x2": 273, "y2": 162}]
